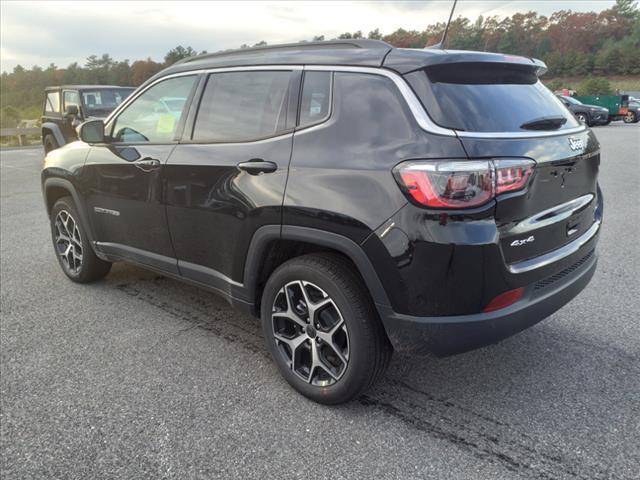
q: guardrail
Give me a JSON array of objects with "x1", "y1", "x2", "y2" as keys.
[{"x1": 0, "y1": 127, "x2": 41, "y2": 146}]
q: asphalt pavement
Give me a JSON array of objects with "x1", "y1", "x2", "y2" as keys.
[{"x1": 1, "y1": 123, "x2": 639, "y2": 479}]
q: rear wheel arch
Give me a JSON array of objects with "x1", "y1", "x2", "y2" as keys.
[{"x1": 243, "y1": 225, "x2": 392, "y2": 318}]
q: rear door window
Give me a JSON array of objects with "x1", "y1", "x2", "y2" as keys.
[
  {"x1": 192, "y1": 71, "x2": 293, "y2": 142},
  {"x1": 405, "y1": 63, "x2": 580, "y2": 132}
]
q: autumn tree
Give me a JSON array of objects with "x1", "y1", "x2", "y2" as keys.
[{"x1": 130, "y1": 58, "x2": 163, "y2": 86}]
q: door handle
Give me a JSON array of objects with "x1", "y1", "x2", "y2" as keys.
[
  {"x1": 237, "y1": 159, "x2": 278, "y2": 175},
  {"x1": 134, "y1": 157, "x2": 161, "y2": 172}
]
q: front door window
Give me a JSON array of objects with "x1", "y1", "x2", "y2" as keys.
[{"x1": 112, "y1": 76, "x2": 196, "y2": 143}]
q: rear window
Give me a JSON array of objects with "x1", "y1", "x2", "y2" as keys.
[{"x1": 405, "y1": 63, "x2": 580, "y2": 132}]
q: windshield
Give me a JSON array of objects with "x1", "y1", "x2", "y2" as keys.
[
  {"x1": 82, "y1": 88, "x2": 134, "y2": 116},
  {"x1": 405, "y1": 63, "x2": 580, "y2": 132},
  {"x1": 563, "y1": 96, "x2": 582, "y2": 105}
]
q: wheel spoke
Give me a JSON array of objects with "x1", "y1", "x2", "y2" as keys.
[
  {"x1": 308, "y1": 298, "x2": 331, "y2": 324},
  {"x1": 317, "y1": 329, "x2": 348, "y2": 366},
  {"x1": 310, "y1": 341, "x2": 339, "y2": 382},
  {"x1": 54, "y1": 209, "x2": 83, "y2": 274},
  {"x1": 273, "y1": 290, "x2": 307, "y2": 328},
  {"x1": 274, "y1": 332, "x2": 306, "y2": 351},
  {"x1": 274, "y1": 333, "x2": 307, "y2": 371}
]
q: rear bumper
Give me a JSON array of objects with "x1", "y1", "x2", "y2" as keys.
[
  {"x1": 590, "y1": 112, "x2": 609, "y2": 125},
  {"x1": 378, "y1": 248, "x2": 598, "y2": 356}
]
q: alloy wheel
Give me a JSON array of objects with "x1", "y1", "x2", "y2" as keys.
[
  {"x1": 624, "y1": 111, "x2": 635, "y2": 123},
  {"x1": 272, "y1": 280, "x2": 349, "y2": 386},
  {"x1": 54, "y1": 210, "x2": 83, "y2": 275}
]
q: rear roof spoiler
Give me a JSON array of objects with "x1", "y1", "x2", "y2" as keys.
[{"x1": 384, "y1": 48, "x2": 548, "y2": 76}]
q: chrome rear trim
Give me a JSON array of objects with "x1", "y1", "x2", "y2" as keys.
[
  {"x1": 508, "y1": 194, "x2": 594, "y2": 235},
  {"x1": 508, "y1": 219, "x2": 601, "y2": 274}
]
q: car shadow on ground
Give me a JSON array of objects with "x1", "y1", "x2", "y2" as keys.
[{"x1": 100, "y1": 262, "x2": 635, "y2": 480}]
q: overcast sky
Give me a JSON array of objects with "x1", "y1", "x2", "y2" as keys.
[{"x1": 0, "y1": 1, "x2": 616, "y2": 72}]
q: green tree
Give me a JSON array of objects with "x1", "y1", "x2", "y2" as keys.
[
  {"x1": 368, "y1": 28, "x2": 382, "y2": 40},
  {"x1": 613, "y1": 0, "x2": 639, "y2": 19},
  {"x1": 0, "y1": 105, "x2": 21, "y2": 128},
  {"x1": 544, "y1": 79, "x2": 568, "y2": 92},
  {"x1": 579, "y1": 77, "x2": 613, "y2": 95},
  {"x1": 164, "y1": 46, "x2": 198, "y2": 65}
]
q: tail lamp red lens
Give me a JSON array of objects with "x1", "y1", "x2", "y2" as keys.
[
  {"x1": 494, "y1": 159, "x2": 535, "y2": 195},
  {"x1": 395, "y1": 159, "x2": 534, "y2": 209},
  {"x1": 483, "y1": 287, "x2": 525, "y2": 312}
]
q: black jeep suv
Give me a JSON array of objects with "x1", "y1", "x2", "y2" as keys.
[
  {"x1": 42, "y1": 85, "x2": 134, "y2": 153},
  {"x1": 42, "y1": 41, "x2": 602, "y2": 404}
]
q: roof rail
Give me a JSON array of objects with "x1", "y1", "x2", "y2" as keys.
[{"x1": 175, "y1": 39, "x2": 392, "y2": 65}]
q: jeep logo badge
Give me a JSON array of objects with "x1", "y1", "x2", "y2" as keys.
[{"x1": 568, "y1": 137, "x2": 584, "y2": 151}]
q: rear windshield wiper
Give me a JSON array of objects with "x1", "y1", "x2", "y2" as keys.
[{"x1": 520, "y1": 116, "x2": 567, "y2": 131}]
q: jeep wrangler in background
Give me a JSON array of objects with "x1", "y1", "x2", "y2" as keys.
[
  {"x1": 41, "y1": 85, "x2": 135, "y2": 153},
  {"x1": 42, "y1": 41, "x2": 602, "y2": 404}
]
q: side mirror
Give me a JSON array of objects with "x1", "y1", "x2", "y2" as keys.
[
  {"x1": 64, "y1": 105, "x2": 79, "y2": 117},
  {"x1": 78, "y1": 120, "x2": 105, "y2": 144}
]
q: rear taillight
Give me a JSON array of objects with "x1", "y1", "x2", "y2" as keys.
[
  {"x1": 394, "y1": 158, "x2": 534, "y2": 209},
  {"x1": 494, "y1": 159, "x2": 534, "y2": 195}
]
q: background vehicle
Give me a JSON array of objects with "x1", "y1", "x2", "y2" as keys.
[
  {"x1": 41, "y1": 85, "x2": 135, "y2": 152},
  {"x1": 623, "y1": 97, "x2": 639, "y2": 123},
  {"x1": 572, "y1": 94, "x2": 631, "y2": 124},
  {"x1": 41, "y1": 41, "x2": 602, "y2": 404},
  {"x1": 556, "y1": 95, "x2": 609, "y2": 126}
]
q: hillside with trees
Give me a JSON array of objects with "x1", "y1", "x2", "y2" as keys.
[{"x1": 1, "y1": 0, "x2": 638, "y2": 127}]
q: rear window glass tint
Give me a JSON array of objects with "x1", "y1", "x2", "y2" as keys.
[
  {"x1": 299, "y1": 71, "x2": 332, "y2": 127},
  {"x1": 193, "y1": 71, "x2": 292, "y2": 142},
  {"x1": 405, "y1": 63, "x2": 579, "y2": 132}
]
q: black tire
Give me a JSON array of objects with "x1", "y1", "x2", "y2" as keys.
[
  {"x1": 603, "y1": 118, "x2": 612, "y2": 125},
  {"x1": 623, "y1": 111, "x2": 637, "y2": 123},
  {"x1": 576, "y1": 112, "x2": 590, "y2": 126},
  {"x1": 50, "y1": 196, "x2": 112, "y2": 283},
  {"x1": 261, "y1": 253, "x2": 392, "y2": 404},
  {"x1": 43, "y1": 134, "x2": 58, "y2": 154}
]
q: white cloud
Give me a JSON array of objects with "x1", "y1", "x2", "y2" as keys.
[{"x1": 0, "y1": 0, "x2": 616, "y2": 72}]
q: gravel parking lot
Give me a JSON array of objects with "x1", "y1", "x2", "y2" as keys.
[{"x1": 1, "y1": 123, "x2": 639, "y2": 480}]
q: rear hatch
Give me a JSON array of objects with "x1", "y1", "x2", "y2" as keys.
[{"x1": 404, "y1": 61, "x2": 601, "y2": 267}]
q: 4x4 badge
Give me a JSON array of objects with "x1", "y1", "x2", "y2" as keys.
[
  {"x1": 510, "y1": 235, "x2": 535, "y2": 247},
  {"x1": 568, "y1": 137, "x2": 584, "y2": 151}
]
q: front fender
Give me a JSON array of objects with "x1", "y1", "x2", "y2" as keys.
[
  {"x1": 41, "y1": 122, "x2": 67, "y2": 147},
  {"x1": 42, "y1": 177, "x2": 98, "y2": 250}
]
